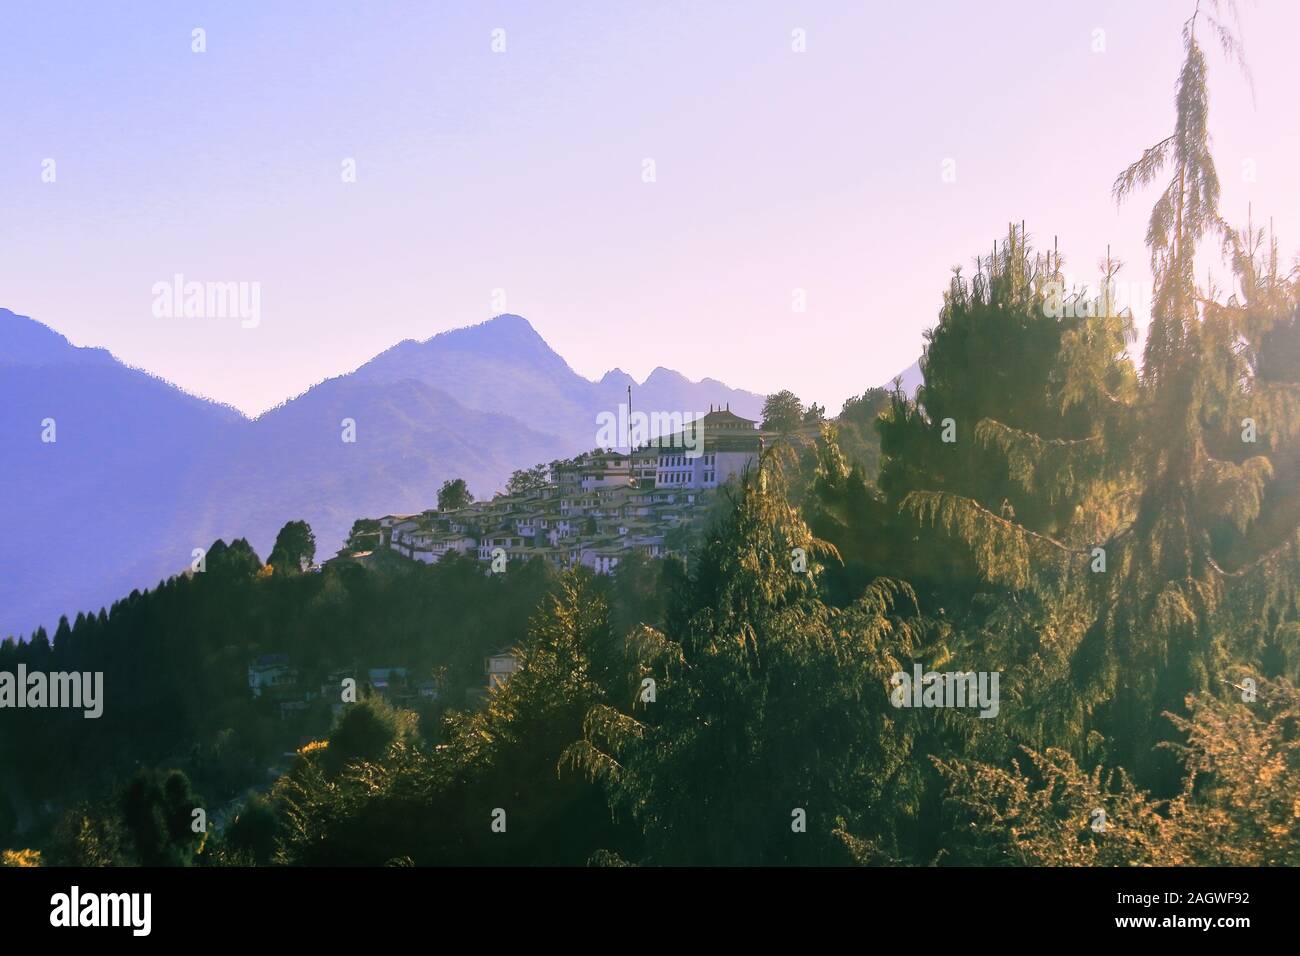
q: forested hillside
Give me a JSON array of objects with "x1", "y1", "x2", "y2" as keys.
[{"x1": 4, "y1": 5, "x2": 1299, "y2": 868}]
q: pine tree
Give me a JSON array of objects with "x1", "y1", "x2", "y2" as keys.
[
  {"x1": 565, "y1": 451, "x2": 934, "y2": 863},
  {"x1": 866, "y1": 1, "x2": 1300, "y2": 787}
]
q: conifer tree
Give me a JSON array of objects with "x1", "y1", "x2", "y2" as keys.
[
  {"x1": 861, "y1": 0, "x2": 1300, "y2": 786},
  {"x1": 566, "y1": 452, "x2": 933, "y2": 864}
]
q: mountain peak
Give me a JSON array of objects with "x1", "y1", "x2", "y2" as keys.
[
  {"x1": 644, "y1": 366, "x2": 688, "y2": 385},
  {"x1": 417, "y1": 312, "x2": 557, "y2": 357},
  {"x1": 485, "y1": 312, "x2": 536, "y2": 331},
  {"x1": 599, "y1": 368, "x2": 636, "y2": 388},
  {"x1": 454, "y1": 312, "x2": 542, "y2": 341}
]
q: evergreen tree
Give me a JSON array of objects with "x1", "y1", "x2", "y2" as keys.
[
  {"x1": 762, "y1": 390, "x2": 805, "y2": 433},
  {"x1": 437, "y1": 478, "x2": 474, "y2": 511},
  {"x1": 567, "y1": 452, "x2": 931, "y2": 864},
  {"x1": 267, "y1": 520, "x2": 316, "y2": 574}
]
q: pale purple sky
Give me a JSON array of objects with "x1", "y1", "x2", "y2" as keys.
[{"x1": 2, "y1": 1, "x2": 1297, "y2": 416}]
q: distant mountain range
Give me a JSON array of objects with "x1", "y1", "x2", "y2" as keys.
[{"x1": 0, "y1": 310, "x2": 776, "y2": 639}]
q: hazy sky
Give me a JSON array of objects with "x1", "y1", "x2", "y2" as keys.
[{"x1": 3, "y1": 1, "x2": 1297, "y2": 417}]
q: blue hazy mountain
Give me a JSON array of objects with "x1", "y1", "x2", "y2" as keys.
[
  {"x1": 350, "y1": 314, "x2": 765, "y2": 442},
  {"x1": 886, "y1": 360, "x2": 924, "y2": 397},
  {"x1": 1, "y1": 312, "x2": 245, "y2": 642},
  {"x1": 0, "y1": 310, "x2": 764, "y2": 638}
]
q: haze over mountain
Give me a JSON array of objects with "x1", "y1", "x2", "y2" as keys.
[
  {"x1": 888, "y1": 360, "x2": 924, "y2": 398},
  {"x1": 349, "y1": 314, "x2": 766, "y2": 444},
  {"x1": 0, "y1": 310, "x2": 767, "y2": 639}
]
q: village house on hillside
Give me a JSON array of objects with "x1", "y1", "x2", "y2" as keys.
[
  {"x1": 365, "y1": 406, "x2": 766, "y2": 574},
  {"x1": 486, "y1": 649, "x2": 521, "y2": 690},
  {"x1": 248, "y1": 653, "x2": 297, "y2": 698}
]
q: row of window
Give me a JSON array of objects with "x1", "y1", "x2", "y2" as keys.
[
  {"x1": 656, "y1": 471, "x2": 716, "y2": 484},
  {"x1": 657, "y1": 454, "x2": 715, "y2": 467}
]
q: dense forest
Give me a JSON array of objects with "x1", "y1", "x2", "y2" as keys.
[{"x1": 4, "y1": 4, "x2": 1300, "y2": 867}]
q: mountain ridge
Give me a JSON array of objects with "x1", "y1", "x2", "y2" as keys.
[{"x1": 0, "y1": 309, "x2": 770, "y2": 639}]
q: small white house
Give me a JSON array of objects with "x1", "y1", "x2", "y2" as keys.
[{"x1": 486, "y1": 651, "x2": 521, "y2": 690}]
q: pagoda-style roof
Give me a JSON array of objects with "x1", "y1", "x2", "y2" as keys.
[{"x1": 700, "y1": 406, "x2": 758, "y2": 430}]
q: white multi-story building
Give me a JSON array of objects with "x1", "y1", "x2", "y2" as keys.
[
  {"x1": 410, "y1": 533, "x2": 477, "y2": 564},
  {"x1": 554, "y1": 453, "x2": 635, "y2": 494},
  {"x1": 643, "y1": 406, "x2": 764, "y2": 490}
]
